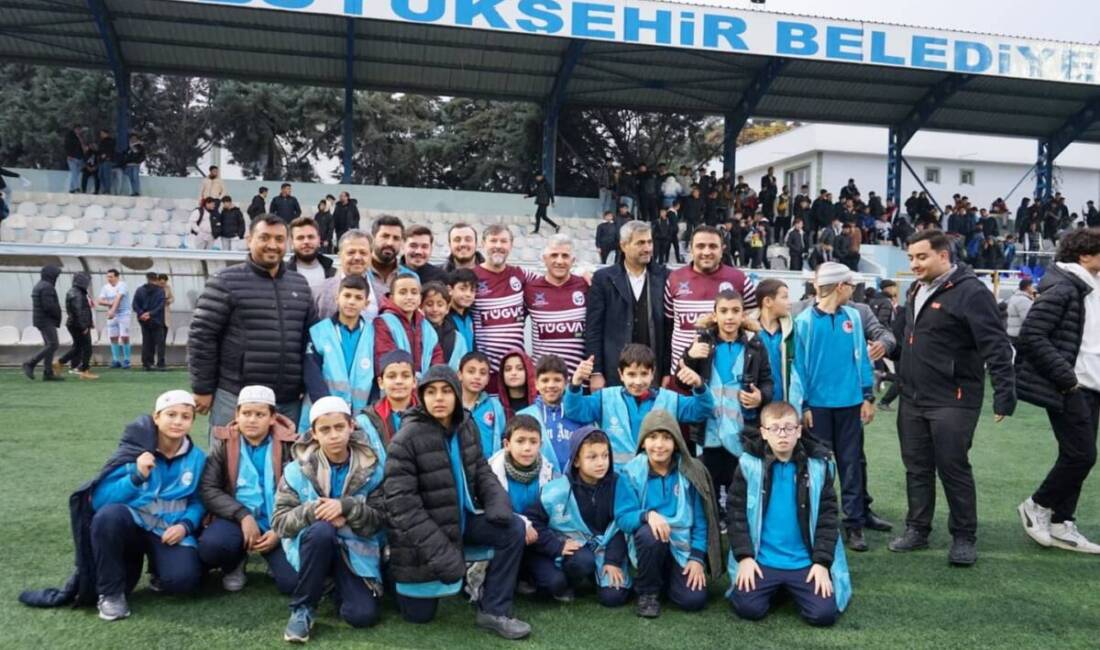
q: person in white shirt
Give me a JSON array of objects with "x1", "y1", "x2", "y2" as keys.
[
  {"x1": 97, "y1": 268, "x2": 132, "y2": 368},
  {"x1": 189, "y1": 197, "x2": 218, "y2": 250}
]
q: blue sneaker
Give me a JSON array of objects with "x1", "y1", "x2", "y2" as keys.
[
  {"x1": 122, "y1": 360, "x2": 131, "y2": 369},
  {"x1": 284, "y1": 606, "x2": 314, "y2": 643},
  {"x1": 110, "y1": 361, "x2": 122, "y2": 368}
]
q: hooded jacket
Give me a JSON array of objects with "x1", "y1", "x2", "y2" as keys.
[
  {"x1": 373, "y1": 298, "x2": 444, "y2": 374},
  {"x1": 200, "y1": 414, "x2": 299, "y2": 524},
  {"x1": 32, "y1": 265, "x2": 62, "y2": 328},
  {"x1": 496, "y1": 348, "x2": 538, "y2": 418},
  {"x1": 682, "y1": 326, "x2": 774, "y2": 430},
  {"x1": 65, "y1": 272, "x2": 93, "y2": 331},
  {"x1": 333, "y1": 198, "x2": 360, "y2": 234},
  {"x1": 615, "y1": 409, "x2": 722, "y2": 580},
  {"x1": 382, "y1": 365, "x2": 514, "y2": 584}
]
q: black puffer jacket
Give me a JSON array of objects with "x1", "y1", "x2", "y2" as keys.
[
  {"x1": 382, "y1": 365, "x2": 513, "y2": 584},
  {"x1": 1015, "y1": 264, "x2": 1091, "y2": 411},
  {"x1": 188, "y1": 257, "x2": 315, "y2": 403},
  {"x1": 65, "y1": 272, "x2": 93, "y2": 331},
  {"x1": 32, "y1": 265, "x2": 62, "y2": 328}
]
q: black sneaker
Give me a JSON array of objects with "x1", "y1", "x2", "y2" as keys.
[
  {"x1": 888, "y1": 528, "x2": 930, "y2": 553},
  {"x1": 865, "y1": 510, "x2": 894, "y2": 533},
  {"x1": 22, "y1": 362, "x2": 34, "y2": 380},
  {"x1": 845, "y1": 527, "x2": 868, "y2": 552},
  {"x1": 636, "y1": 593, "x2": 660, "y2": 618},
  {"x1": 948, "y1": 537, "x2": 977, "y2": 566}
]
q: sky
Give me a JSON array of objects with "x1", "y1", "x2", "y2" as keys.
[{"x1": 705, "y1": 0, "x2": 1095, "y2": 44}]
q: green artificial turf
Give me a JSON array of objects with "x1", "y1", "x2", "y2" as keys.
[{"x1": 1, "y1": 368, "x2": 1098, "y2": 648}]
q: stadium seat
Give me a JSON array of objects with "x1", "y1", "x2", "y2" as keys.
[
  {"x1": 72, "y1": 193, "x2": 93, "y2": 207},
  {"x1": 142, "y1": 221, "x2": 164, "y2": 235},
  {"x1": 41, "y1": 230, "x2": 66, "y2": 245},
  {"x1": 159, "y1": 234, "x2": 183, "y2": 248},
  {"x1": 174, "y1": 198, "x2": 195, "y2": 210},
  {"x1": 19, "y1": 229, "x2": 43, "y2": 244},
  {"x1": 62, "y1": 203, "x2": 83, "y2": 218},
  {"x1": 91, "y1": 195, "x2": 112, "y2": 207},
  {"x1": 100, "y1": 219, "x2": 121, "y2": 233},
  {"x1": 129, "y1": 207, "x2": 149, "y2": 222},
  {"x1": 16, "y1": 202, "x2": 38, "y2": 216},
  {"x1": 138, "y1": 234, "x2": 160, "y2": 248},
  {"x1": 135, "y1": 196, "x2": 157, "y2": 210},
  {"x1": 66, "y1": 229, "x2": 91, "y2": 246},
  {"x1": 84, "y1": 204, "x2": 106, "y2": 220},
  {"x1": 115, "y1": 195, "x2": 135, "y2": 209},
  {"x1": 115, "y1": 231, "x2": 136, "y2": 247},
  {"x1": 170, "y1": 221, "x2": 189, "y2": 235},
  {"x1": 4, "y1": 214, "x2": 27, "y2": 229},
  {"x1": 51, "y1": 216, "x2": 75, "y2": 231},
  {"x1": 120, "y1": 220, "x2": 143, "y2": 234},
  {"x1": 150, "y1": 208, "x2": 169, "y2": 222},
  {"x1": 107, "y1": 206, "x2": 127, "y2": 220},
  {"x1": 40, "y1": 203, "x2": 60, "y2": 218},
  {"x1": 21, "y1": 326, "x2": 43, "y2": 345},
  {"x1": 90, "y1": 231, "x2": 113, "y2": 246},
  {"x1": 28, "y1": 216, "x2": 52, "y2": 231},
  {"x1": 0, "y1": 326, "x2": 19, "y2": 345}
]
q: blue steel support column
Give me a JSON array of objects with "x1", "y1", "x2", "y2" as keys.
[
  {"x1": 342, "y1": 18, "x2": 355, "y2": 184},
  {"x1": 886, "y1": 127, "x2": 903, "y2": 205},
  {"x1": 723, "y1": 58, "x2": 786, "y2": 175},
  {"x1": 1035, "y1": 138, "x2": 1053, "y2": 202},
  {"x1": 542, "y1": 40, "x2": 585, "y2": 192},
  {"x1": 86, "y1": 0, "x2": 129, "y2": 153},
  {"x1": 1035, "y1": 95, "x2": 1100, "y2": 201}
]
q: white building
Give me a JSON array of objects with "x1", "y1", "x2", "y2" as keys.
[{"x1": 734, "y1": 124, "x2": 1100, "y2": 214}]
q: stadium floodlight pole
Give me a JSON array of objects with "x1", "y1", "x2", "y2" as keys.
[{"x1": 342, "y1": 18, "x2": 355, "y2": 185}]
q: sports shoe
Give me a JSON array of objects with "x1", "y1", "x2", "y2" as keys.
[
  {"x1": 553, "y1": 588, "x2": 575, "y2": 603},
  {"x1": 515, "y1": 579, "x2": 536, "y2": 596},
  {"x1": 97, "y1": 594, "x2": 130, "y2": 621},
  {"x1": 948, "y1": 537, "x2": 977, "y2": 566},
  {"x1": 888, "y1": 528, "x2": 930, "y2": 553},
  {"x1": 22, "y1": 362, "x2": 34, "y2": 380},
  {"x1": 1049, "y1": 521, "x2": 1100, "y2": 554},
  {"x1": 147, "y1": 576, "x2": 163, "y2": 592},
  {"x1": 110, "y1": 361, "x2": 122, "y2": 368},
  {"x1": 79, "y1": 370, "x2": 100, "y2": 380},
  {"x1": 122, "y1": 360, "x2": 131, "y2": 369},
  {"x1": 635, "y1": 593, "x2": 660, "y2": 618},
  {"x1": 865, "y1": 510, "x2": 894, "y2": 533},
  {"x1": 1018, "y1": 497, "x2": 1053, "y2": 547},
  {"x1": 68, "y1": 368, "x2": 80, "y2": 375},
  {"x1": 284, "y1": 606, "x2": 314, "y2": 643},
  {"x1": 475, "y1": 611, "x2": 531, "y2": 640},
  {"x1": 844, "y1": 527, "x2": 868, "y2": 552},
  {"x1": 52, "y1": 360, "x2": 63, "y2": 375},
  {"x1": 222, "y1": 560, "x2": 247, "y2": 592}
]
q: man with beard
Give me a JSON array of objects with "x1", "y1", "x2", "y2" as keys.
[
  {"x1": 524, "y1": 234, "x2": 589, "y2": 375},
  {"x1": 314, "y1": 229, "x2": 381, "y2": 322},
  {"x1": 189, "y1": 215, "x2": 316, "y2": 428},
  {"x1": 665, "y1": 226, "x2": 758, "y2": 372},
  {"x1": 286, "y1": 216, "x2": 336, "y2": 294},
  {"x1": 402, "y1": 225, "x2": 447, "y2": 285},
  {"x1": 368, "y1": 215, "x2": 413, "y2": 302},
  {"x1": 474, "y1": 224, "x2": 536, "y2": 376},
  {"x1": 444, "y1": 222, "x2": 484, "y2": 272}
]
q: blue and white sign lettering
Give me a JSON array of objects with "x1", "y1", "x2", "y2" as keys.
[{"x1": 178, "y1": 0, "x2": 1098, "y2": 85}]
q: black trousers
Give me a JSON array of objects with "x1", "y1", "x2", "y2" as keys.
[
  {"x1": 139, "y1": 319, "x2": 166, "y2": 369},
  {"x1": 897, "y1": 402, "x2": 980, "y2": 540},
  {"x1": 534, "y1": 204, "x2": 558, "y2": 232},
  {"x1": 701, "y1": 446, "x2": 739, "y2": 509},
  {"x1": 1033, "y1": 388, "x2": 1100, "y2": 523},
  {"x1": 64, "y1": 323, "x2": 92, "y2": 371},
  {"x1": 655, "y1": 239, "x2": 672, "y2": 265},
  {"x1": 639, "y1": 196, "x2": 659, "y2": 222},
  {"x1": 26, "y1": 324, "x2": 60, "y2": 375}
]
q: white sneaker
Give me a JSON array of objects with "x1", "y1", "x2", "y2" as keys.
[
  {"x1": 222, "y1": 560, "x2": 247, "y2": 592},
  {"x1": 1049, "y1": 521, "x2": 1100, "y2": 554},
  {"x1": 1018, "y1": 497, "x2": 1052, "y2": 547}
]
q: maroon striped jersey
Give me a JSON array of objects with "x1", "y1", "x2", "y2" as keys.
[{"x1": 524, "y1": 273, "x2": 589, "y2": 375}]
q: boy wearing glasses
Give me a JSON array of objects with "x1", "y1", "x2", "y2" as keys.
[
  {"x1": 787, "y1": 262, "x2": 875, "y2": 552},
  {"x1": 727, "y1": 401, "x2": 850, "y2": 626}
]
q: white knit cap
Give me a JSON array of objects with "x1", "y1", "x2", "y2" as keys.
[
  {"x1": 310, "y1": 396, "x2": 351, "y2": 425},
  {"x1": 816, "y1": 261, "x2": 853, "y2": 286},
  {"x1": 155, "y1": 389, "x2": 196, "y2": 413},
  {"x1": 237, "y1": 385, "x2": 276, "y2": 407}
]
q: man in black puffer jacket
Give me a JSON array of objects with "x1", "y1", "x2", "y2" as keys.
[
  {"x1": 23, "y1": 265, "x2": 65, "y2": 381},
  {"x1": 1016, "y1": 228, "x2": 1100, "y2": 554},
  {"x1": 189, "y1": 215, "x2": 315, "y2": 430},
  {"x1": 383, "y1": 365, "x2": 531, "y2": 640}
]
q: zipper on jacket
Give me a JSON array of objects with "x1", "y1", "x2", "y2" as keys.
[{"x1": 272, "y1": 274, "x2": 287, "y2": 393}]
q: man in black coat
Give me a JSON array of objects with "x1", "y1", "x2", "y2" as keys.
[
  {"x1": 132, "y1": 272, "x2": 167, "y2": 371},
  {"x1": 269, "y1": 183, "x2": 302, "y2": 222},
  {"x1": 1016, "y1": 228, "x2": 1100, "y2": 554},
  {"x1": 401, "y1": 225, "x2": 447, "y2": 285},
  {"x1": 382, "y1": 365, "x2": 530, "y2": 639},
  {"x1": 887, "y1": 230, "x2": 1016, "y2": 566},
  {"x1": 584, "y1": 220, "x2": 671, "y2": 387},
  {"x1": 333, "y1": 191, "x2": 360, "y2": 245},
  {"x1": 189, "y1": 215, "x2": 316, "y2": 429},
  {"x1": 525, "y1": 171, "x2": 559, "y2": 234},
  {"x1": 247, "y1": 187, "x2": 268, "y2": 220},
  {"x1": 22, "y1": 265, "x2": 64, "y2": 381},
  {"x1": 63, "y1": 271, "x2": 96, "y2": 378}
]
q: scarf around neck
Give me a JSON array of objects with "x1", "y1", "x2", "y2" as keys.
[{"x1": 504, "y1": 453, "x2": 541, "y2": 485}]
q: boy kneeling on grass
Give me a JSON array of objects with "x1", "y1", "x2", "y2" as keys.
[
  {"x1": 526, "y1": 426, "x2": 631, "y2": 607},
  {"x1": 273, "y1": 396, "x2": 387, "y2": 643},
  {"x1": 728, "y1": 401, "x2": 851, "y2": 627},
  {"x1": 199, "y1": 385, "x2": 299, "y2": 595},
  {"x1": 614, "y1": 409, "x2": 722, "y2": 618},
  {"x1": 384, "y1": 365, "x2": 531, "y2": 640}
]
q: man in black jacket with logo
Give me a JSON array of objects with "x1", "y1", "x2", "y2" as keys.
[
  {"x1": 887, "y1": 230, "x2": 1016, "y2": 566},
  {"x1": 22, "y1": 265, "x2": 64, "y2": 381},
  {"x1": 189, "y1": 215, "x2": 315, "y2": 429},
  {"x1": 1016, "y1": 228, "x2": 1100, "y2": 554}
]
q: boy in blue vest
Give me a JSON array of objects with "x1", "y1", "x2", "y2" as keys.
[
  {"x1": 459, "y1": 351, "x2": 507, "y2": 459},
  {"x1": 198, "y1": 385, "x2": 299, "y2": 595},
  {"x1": 375, "y1": 272, "x2": 443, "y2": 375},
  {"x1": 788, "y1": 262, "x2": 875, "y2": 552},
  {"x1": 448, "y1": 267, "x2": 477, "y2": 353},
  {"x1": 356, "y1": 350, "x2": 416, "y2": 460},
  {"x1": 303, "y1": 274, "x2": 375, "y2": 431},
  {"x1": 519, "y1": 354, "x2": 585, "y2": 473},
  {"x1": 614, "y1": 409, "x2": 721, "y2": 618},
  {"x1": 682, "y1": 289, "x2": 773, "y2": 510},
  {"x1": 90, "y1": 390, "x2": 206, "y2": 621},
  {"x1": 527, "y1": 426, "x2": 630, "y2": 607},
  {"x1": 565, "y1": 343, "x2": 715, "y2": 469},
  {"x1": 754, "y1": 278, "x2": 794, "y2": 402},
  {"x1": 422, "y1": 281, "x2": 466, "y2": 370},
  {"x1": 727, "y1": 401, "x2": 851, "y2": 626},
  {"x1": 273, "y1": 396, "x2": 387, "y2": 643}
]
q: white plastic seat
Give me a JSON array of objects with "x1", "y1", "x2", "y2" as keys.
[
  {"x1": 90, "y1": 231, "x2": 113, "y2": 246},
  {"x1": 100, "y1": 219, "x2": 121, "y2": 233},
  {"x1": 16, "y1": 202, "x2": 38, "y2": 216},
  {"x1": 62, "y1": 203, "x2": 83, "y2": 218},
  {"x1": 174, "y1": 198, "x2": 195, "y2": 210},
  {"x1": 84, "y1": 204, "x2": 106, "y2": 220},
  {"x1": 107, "y1": 206, "x2": 127, "y2": 220},
  {"x1": 51, "y1": 216, "x2": 76, "y2": 231},
  {"x1": 159, "y1": 234, "x2": 183, "y2": 249},
  {"x1": 135, "y1": 196, "x2": 156, "y2": 209},
  {"x1": 115, "y1": 231, "x2": 136, "y2": 247},
  {"x1": 150, "y1": 208, "x2": 169, "y2": 222},
  {"x1": 129, "y1": 207, "x2": 149, "y2": 222},
  {"x1": 65, "y1": 229, "x2": 91, "y2": 245},
  {"x1": 91, "y1": 194, "x2": 112, "y2": 206},
  {"x1": 5, "y1": 213, "x2": 27, "y2": 229},
  {"x1": 138, "y1": 234, "x2": 160, "y2": 248},
  {"x1": 72, "y1": 193, "x2": 93, "y2": 207},
  {"x1": 19, "y1": 230, "x2": 43, "y2": 244},
  {"x1": 0, "y1": 326, "x2": 19, "y2": 345},
  {"x1": 39, "y1": 203, "x2": 60, "y2": 218},
  {"x1": 29, "y1": 216, "x2": 52, "y2": 230},
  {"x1": 170, "y1": 221, "x2": 189, "y2": 235},
  {"x1": 21, "y1": 327, "x2": 44, "y2": 345},
  {"x1": 143, "y1": 221, "x2": 164, "y2": 235},
  {"x1": 121, "y1": 220, "x2": 143, "y2": 234},
  {"x1": 41, "y1": 230, "x2": 67, "y2": 244}
]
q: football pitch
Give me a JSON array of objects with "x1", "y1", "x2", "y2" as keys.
[{"x1": 1, "y1": 369, "x2": 1098, "y2": 649}]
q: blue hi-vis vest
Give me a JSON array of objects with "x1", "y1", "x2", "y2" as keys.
[
  {"x1": 540, "y1": 477, "x2": 633, "y2": 589},
  {"x1": 128, "y1": 447, "x2": 206, "y2": 548},
  {"x1": 380, "y1": 312, "x2": 438, "y2": 374},
  {"x1": 235, "y1": 438, "x2": 275, "y2": 532},
  {"x1": 517, "y1": 402, "x2": 564, "y2": 473},
  {"x1": 730, "y1": 454, "x2": 851, "y2": 611},
  {"x1": 621, "y1": 454, "x2": 695, "y2": 569},
  {"x1": 787, "y1": 304, "x2": 866, "y2": 415},
  {"x1": 705, "y1": 344, "x2": 746, "y2": 455},
  {"x1": 354, "y1": 414, "x2": 390, "y2": 466},
  {"x1": 281, "y1": 456, "x2": 385, "y2": 580},
  {"x1": 601, "y1": 388, "x2": 679, "y2": 469},
  {"x1": 447, "y1": 330, "x2": 469, "y2": 372},
  {"x1": 470, "y1": 394, "x2": 506, "y2": 460},
  {"x1": 301, "y1": 318, "x2": 376, "y2": 432}
]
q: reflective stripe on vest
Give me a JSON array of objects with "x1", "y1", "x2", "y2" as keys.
[
  {"x1": 601, "y1": 388, "x2": 679, "y2": 469},
  {"x1": 540, "y1": 477, "x2": 633, "y2": 588},
  {"x1": 235, "y1": 437, "x2": 276, "y2": 532},
  {"x1": 705, "y1": 345, "x2": 746, "y2": 455},
  {"x1": 309, "y1": 318, "x2": 376, "y2": 414},
  {"x1": 621, "y1": 453, "x2": 694, "y2": 568}
]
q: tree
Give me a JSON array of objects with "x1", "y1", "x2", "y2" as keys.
[{"x1": 131, "y1": 76, "x2": 214, "y2": 176}]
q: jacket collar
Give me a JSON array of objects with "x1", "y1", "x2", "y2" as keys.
[{"x1": 246, "y1": 255, "x2": 285, "y2": 279}]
